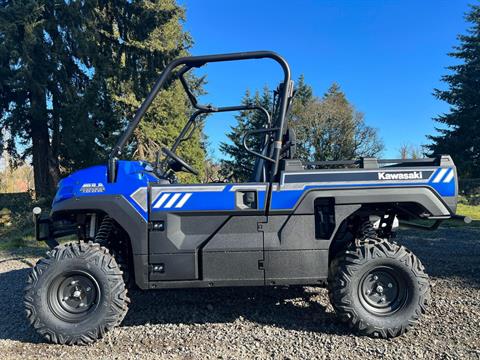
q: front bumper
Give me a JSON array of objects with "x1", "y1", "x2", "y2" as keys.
[{"x1": 33, "y1": 208, "x2": 59, "y2": 249}]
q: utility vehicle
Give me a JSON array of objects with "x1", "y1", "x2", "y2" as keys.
[{"x1": 27, "y1": 51, "x2": 468, "y2": 345}]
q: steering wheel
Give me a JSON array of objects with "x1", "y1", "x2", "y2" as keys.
[{"x1": 161, "y1": 147, "x2": 199, "y2": 176}]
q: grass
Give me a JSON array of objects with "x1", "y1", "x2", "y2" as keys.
[
  {"x1": 457, "y1": 203, "x2": 480, "y2": 221},
  {"x1": 0, "y1": 216, "x2": 47, "y2": 255}
]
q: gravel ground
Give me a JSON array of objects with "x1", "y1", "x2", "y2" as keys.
[{"x1": 0, "y1": 226, "x2": 479, "y2": 360}]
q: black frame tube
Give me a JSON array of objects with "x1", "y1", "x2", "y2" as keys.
[
  {"x1": 171, "y1": 105, "x2": 273, "y2": 182},
  {"x1": 108, "y1": 51, "x2": 291, "y2": 182},
  {"x1": 172, "y1": 105, "x2": 272, "y2": 152}
]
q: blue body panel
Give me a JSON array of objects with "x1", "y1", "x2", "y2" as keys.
[
  {"x1": 52, "y1": 161, "x2": 155, "y2": 219},
  {"x1": 52, "y1": 162, "x2": 456, "y2": 219},
  {"x1": 271, "y1": 167, "x2": 456, "y2": 210},
  {"x1": 150, "y1": 185, "x2": 267, "y2": 212}
]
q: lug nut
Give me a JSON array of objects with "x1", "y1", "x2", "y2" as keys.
[
  {"x1": 366, "y1": 290, "x2": 371, "y2": 295},
  {"x1": 86, "y1": 287, "x2": 91, "y2": 292},
  {"x1": 380, "y1": 297, "x2": 386, "y2": 303},
  {"x1": 388, "y1": 283, "x2": 393, "y2": 288},
  {"x1": 373, "y1": 275, "x2": 378, "y2": 281}
]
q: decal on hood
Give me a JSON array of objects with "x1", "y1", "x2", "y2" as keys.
[{"x1": 80, "y1": 183, "x2": 106, "y2": 193}]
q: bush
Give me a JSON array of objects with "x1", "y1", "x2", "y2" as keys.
[
  {"x1": 459, "y1": 179, "x2": 480, "y2": 206},
  {"x1": 0, "y1": 192, "x2": 51, "y2": 251}
]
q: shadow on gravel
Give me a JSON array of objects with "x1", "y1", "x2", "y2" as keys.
[
  {"x1": 1, "y1": 227, "x2": 478, "y2": 344},
  {"x1": 124, "y1": 286, "x2": 349, "y2": 335},
  {"x1": 122, "y1": 227, "x2": 480, "y2": 332},
  {"x1": 0, "y1": 267, "x2": 43, "y2": 344},
  {"x1": 0, "y1": 265, "x2": 349, "y2": 344},
  {"x1": 396, "y1": 226, "x2": 480, "y2": 287}
]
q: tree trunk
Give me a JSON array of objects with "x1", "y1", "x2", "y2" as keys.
[
  {"x1": 50, "y1": 90, "x2": 61, "y2": 185},
  {"x1": 30, "y1": 86, "x2": 58, "y2": 199},
  {"x1": 135, "y1": 128, "x2": 145, "y2": 159}
]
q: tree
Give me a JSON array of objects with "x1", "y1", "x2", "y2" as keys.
[
  {"x1": 0, "y1": 0, "x2": 205, "y2": 197},
  {"x1": 427, "y1": 4, "x2": 480, "y2": 178},
  {"x1": 290, "y1": 83, "x2": 383, "y2": 162},
  {"x1": 221, "y1": 78, "x2": 383, "y2": 179},
  {"x1": 287, "y1": 75, "x2": 314, "y2": 160},
  {"x1": 0, "y1": 1, "x2": 76, "y2": 197},
  {"x1": 220, "y1": 88, "x2": 272, "y2": 182},
  {"x1": 399, "y1": 143, "x2": 425, "y2": 159},
  {"x1": 82, "y1": 1, "x2": 206, "y2": 183}
]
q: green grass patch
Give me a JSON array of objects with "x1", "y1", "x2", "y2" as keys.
[
  {"x1": 0, "y1": 213, "x2": 46, "y2": 252},
  {"x1": 457, "y1": 203, "x2": 480, "y2": 221}
]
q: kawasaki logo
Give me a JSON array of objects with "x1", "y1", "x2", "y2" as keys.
[{"x1": 378, "y1": 172, "x2": 423, "y2": 180}]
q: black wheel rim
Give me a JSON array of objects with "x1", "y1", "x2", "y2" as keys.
[
  {"x1": 359, "y1": 266, "x2": 408, "y2": 316},
  {"x1": 47, "y1": 270, "x2": 101, "y2": 322}
]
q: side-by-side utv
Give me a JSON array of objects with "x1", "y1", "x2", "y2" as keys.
[{"x1": 27, "y1": 51, "x2": 469, "y2": 345}]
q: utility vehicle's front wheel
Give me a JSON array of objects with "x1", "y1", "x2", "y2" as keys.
[
  {"x1": 328, "y1": 237, "x2": 430, "y2": 338},
  {"x1": 24, "y1": 242, "x2": 130, "y2": 345}
]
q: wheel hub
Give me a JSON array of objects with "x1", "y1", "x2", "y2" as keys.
[
  {"x1": 359, "y1": 266, "x2": 407, "y2": 315},
  {"x1": 48, "y1": 271, "x2": 100, "y2": 322}
]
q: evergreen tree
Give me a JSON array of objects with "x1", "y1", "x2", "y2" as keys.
[
  {"x1": 220, "y1": 88, "x2": 272, "y2": 182},
  {"x1": 80, "y1": 1, "x2": 206, "y2": 183},
  {"x1": 0, "y1": 0, "x2": 205, "y2": 197},
  {"x1": 220, "y1": 78, "x2": 383, "y2": 179},
  {"x1": 427, "y1": 4, "x2": 480, "y2": 178},
  {"x1": 0, "y1": 0, "x2": 86, "y2": 197}
]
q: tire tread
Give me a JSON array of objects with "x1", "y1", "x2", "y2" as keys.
[
  {"x1": 24, "y1": 241, "x2": 130, "y2": 345},
  {"x1": 328, "y1": 236, "x2": 430, "y2": 338}
]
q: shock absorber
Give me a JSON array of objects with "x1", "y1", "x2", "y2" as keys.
[
  {"x1": 95, "y1": 216, "x2": 114, "y2": 246},
  {"x1": 94, "y1": 215, "x2": 132, "y2": 286},
  {"x1": 357, "y1": 219, "x2": 377, "y2": 240}
]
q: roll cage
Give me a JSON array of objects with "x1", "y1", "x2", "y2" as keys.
[{"x1": 108, "y1": 50, "x2": 293, "y2": 183}]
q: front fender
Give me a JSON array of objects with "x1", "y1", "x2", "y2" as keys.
[{"x1": 51, "y1": 195, "x2": 148, "y2": 255}]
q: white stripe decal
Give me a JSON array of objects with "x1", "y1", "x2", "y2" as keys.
[
  {"x1": 432, "y1": 168, "x2": 448, "y2": 183},
  {"x1": 164, "y1": 193, "x2": 181, "y2": 208},
  {"x1": 153, "y1": 193, "x2": 170, "y2": 208},
  {"x1": 175, "y1": 193, "x2": 192, "y2": 208},
  {"x1": 443, "y1": 169, "x2": 454, "y2": 183}
]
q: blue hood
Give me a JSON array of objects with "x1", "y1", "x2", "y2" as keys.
[{"x1": 53, "y1": 161, "x2": 157, "y2": 217}]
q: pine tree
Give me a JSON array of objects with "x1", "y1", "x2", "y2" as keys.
[
  {"x1": 0, "y1": 0, "x2": 83, "y2": 197},
  {"x1": 0, "y1": 0, "x2": 205, "y2": 197},
  {"x1": 70, "y1": 0, "x2": 206, "y2": 183},
  {"x1": 220, "y1": 78, "x2": 383, "y2": 178},
  {"x1": 220, "y1": 88, "x2": 272, "y2": 182},
  {"x1": 427, "y1": 4, "x2": 480, "y2": 178}
]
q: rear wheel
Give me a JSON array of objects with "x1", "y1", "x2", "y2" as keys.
[
  {"x1": 24, "y1": 241, "x2": 129, "y2": 345},
  {"x1": 328, "y1": 237, "x2": 430, "y2": 338}
]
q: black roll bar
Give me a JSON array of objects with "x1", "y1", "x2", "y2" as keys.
[
  {"x1": 108, "y1": 50, "x2": 291, "y2": 182},
  {"x1": 242, "y1": 127, "x2": 279, "y2": 163},
  {"x1": 171, "y1": 105, "x2": 272, "y2": 152}
]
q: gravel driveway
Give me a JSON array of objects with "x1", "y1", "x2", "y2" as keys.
[{"x1": 1, "y1": 226, "x2": 479, "y2": 359}]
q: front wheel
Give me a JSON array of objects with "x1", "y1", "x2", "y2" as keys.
[
  {"x1": 328, "y1": 238, "x2": 430, "y2": 338},
  {"x1": 24, "y1": 242, "x2": 130, "y2": 345}
]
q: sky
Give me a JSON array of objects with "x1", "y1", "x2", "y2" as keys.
[{"x1": 178, "y1": 0, "x2": 473, "y2": 159}]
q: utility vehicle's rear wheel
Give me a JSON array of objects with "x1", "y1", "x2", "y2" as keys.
[
  {"x1": 24, "y1": 241, "x2": 130, "y2": 345},
  {"x1": 328, "y1": 237, "x2": 430, "y2": 338}
]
